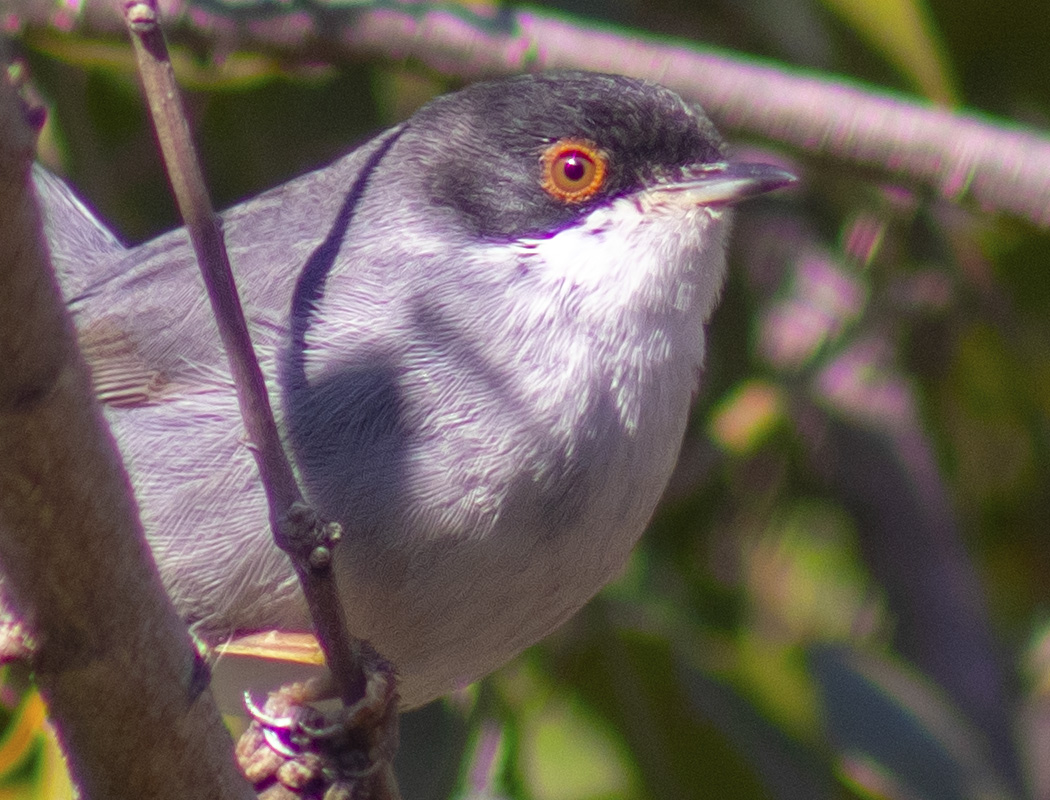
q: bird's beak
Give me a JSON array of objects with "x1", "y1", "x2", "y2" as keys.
[{"x1": 657, "y1": 162, "x2": 796, "y2": 206}]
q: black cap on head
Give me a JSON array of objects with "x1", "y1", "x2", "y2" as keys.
[{"x1": 396, "y1": 71, "x2": 727, "y2": 241}]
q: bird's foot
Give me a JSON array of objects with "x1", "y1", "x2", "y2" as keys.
[{"x1": 236, "y1": 664, "x2": 400, "y2": 799}]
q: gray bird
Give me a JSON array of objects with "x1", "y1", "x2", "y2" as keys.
[{"x1": 31, "y1": 71, "x2": 792, "y2": 709}]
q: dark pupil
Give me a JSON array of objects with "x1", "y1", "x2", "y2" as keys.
[{"x1": 562, "y1": 154, "x2": 587, "y2": 182}]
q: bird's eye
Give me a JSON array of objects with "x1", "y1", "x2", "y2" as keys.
[{"x1": 540, "y1": 139, "x2": 607, "y2": 203}]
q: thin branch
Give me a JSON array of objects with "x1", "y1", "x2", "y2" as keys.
[
  {"x1": 10, "y1": 0, "x2": 1050, "y2": 227},
  {"x1": 122, "y1": 0, "x2": 365, "y2": 702},
  {"x1": 0, "y1": 50, "x2": 254, "y2": 800},
  {"x1": 119, "y1": 1, "x2": 400, "y2": 794}
]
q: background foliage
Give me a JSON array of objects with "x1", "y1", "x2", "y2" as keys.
[{"x1": 3, "y1": 0, "x2": 1050, "y2": 797}]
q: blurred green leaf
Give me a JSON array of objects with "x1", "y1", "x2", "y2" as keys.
[
  {"x1": 521, "y1": 696, "x2": 640, "y2": 800},
  {"x1": 548, "y1": 621, "x2": 775, "y2": 800},
  {"x1": 676, "y1": 661, "x2": 835, "y2": 800},
  {"x1": 809, "y1": 645, "x2": 1013, "y2": 800},
  {"x1": 817, "y1": 0, "x2": 958, "y2": 103},
  {"x1": 0, "y1": 687, "x2": 73, "y2": 800}
]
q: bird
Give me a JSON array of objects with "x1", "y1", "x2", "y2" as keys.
[{"x1": 31, "y1": 70, "x2": 793, "y2": 710}]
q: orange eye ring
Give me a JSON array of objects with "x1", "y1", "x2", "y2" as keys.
[{"x1": 540, "y1": 139, "x2": 607, "y2": 203}]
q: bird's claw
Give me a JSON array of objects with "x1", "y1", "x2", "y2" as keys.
[
  {"x1": 244, "y1": 690, "x2": 297, "y2": 730},
  {"x1": 245, "y1": 684, "x2": 343, "y2": 762},
  {"x1": 261, "y1": 721, "x2": 303, "y2": 759},
  {"x1": 235, "y1": 661, "x2": 399, "y2": 797}
]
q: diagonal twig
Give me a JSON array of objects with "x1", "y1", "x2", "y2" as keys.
[{"x1": 118, "y1": 0, "x2": 400, "y2": 795}]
